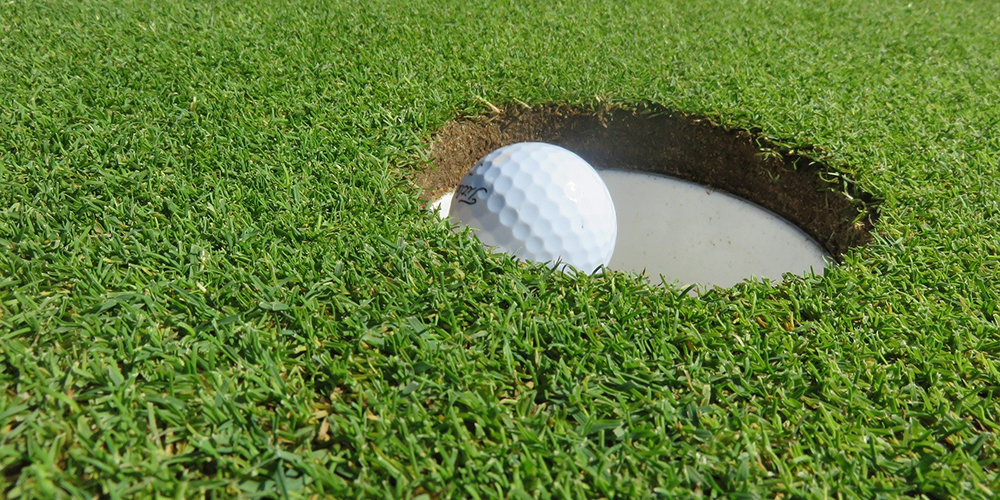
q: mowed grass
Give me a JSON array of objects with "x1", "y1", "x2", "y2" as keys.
[{"x1": 2, "y1": 0, "x2": 999, "y2": 497}]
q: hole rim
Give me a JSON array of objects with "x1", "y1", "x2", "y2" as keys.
[{"x1": 415, "y1": 103, "x2": 881, "y2": 262}]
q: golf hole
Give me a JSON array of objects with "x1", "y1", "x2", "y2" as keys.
[{"x1": 416, "y1": 105, "x2": 879, "y2": 288}]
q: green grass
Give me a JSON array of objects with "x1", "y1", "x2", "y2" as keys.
[{"x1": 2, "y1": 0, "x2": 999, "y2": 497}]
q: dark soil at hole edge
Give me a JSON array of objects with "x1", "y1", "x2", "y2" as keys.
[{"x1": 415, "y1": 104, "x2": 880, "y2": 260}]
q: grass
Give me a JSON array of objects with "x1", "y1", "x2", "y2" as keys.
[{"x1": 1, "y1": 0, "x2": 999, "y2": 497}]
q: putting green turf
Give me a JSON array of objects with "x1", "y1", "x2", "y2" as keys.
[{"x1": 2, "y1": 0, "x2": 999, "y2": 497}]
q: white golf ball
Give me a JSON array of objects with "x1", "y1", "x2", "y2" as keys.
[{"x1": 449, "y1": 142, "x2": 617, "y2": 274}]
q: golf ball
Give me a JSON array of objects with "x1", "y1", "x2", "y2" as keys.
[{"x1": 448, "y1": 142, "x2": 617, "y2": 273}]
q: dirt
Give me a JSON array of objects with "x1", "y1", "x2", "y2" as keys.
[{"x1": 413, "y1": 104, "x2": 879, "y2": 259}]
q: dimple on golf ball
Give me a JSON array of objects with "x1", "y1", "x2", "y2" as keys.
[{"x1": 448, "y1": 142, "x2": 617, "y2": 273}]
